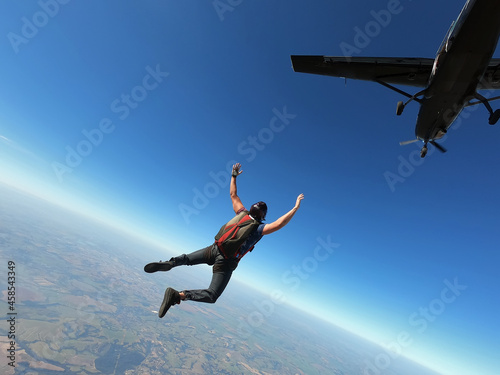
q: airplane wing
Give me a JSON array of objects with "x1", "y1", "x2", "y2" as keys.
[
  {"x1": 478, "y1": 58, "x2": 500, "y2": 90},
  {"x1": 291, "y1": 55, "x2": 435, "y2": 88}
]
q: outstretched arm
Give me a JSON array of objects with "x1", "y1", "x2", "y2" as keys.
[
  {"x1": 262, "y1": 194, "x2": 304, "y2": 235},
  {"x1": 230, "y1": 163, "x2": 244, "y2": 214}
]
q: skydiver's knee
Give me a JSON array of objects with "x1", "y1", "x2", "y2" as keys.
[
  {"x1": 207, "y1": 289, "x2": 220, "y2": 303},
  {"x1": 204, "y1": 247, "x2": 216, "y2": 265}
]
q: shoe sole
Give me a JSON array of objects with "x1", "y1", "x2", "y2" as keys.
[
  {"x1": 159, "y1": 288, "x2": 177, "y2": 318},
  {"x1": 144, "y1": 262, "x2": 173, "y2": 273}
]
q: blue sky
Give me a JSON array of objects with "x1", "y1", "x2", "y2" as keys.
[{"x1": 1, "y1": 1, "x2": 499, "y2": 374}]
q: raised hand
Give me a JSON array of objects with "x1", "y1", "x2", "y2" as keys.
[
  {"x1": 295, "y1": 193, "x2": 304, "y2": 209},
  {"x1": 232, "y1": 163, "x2": 243, "y2": 177}
]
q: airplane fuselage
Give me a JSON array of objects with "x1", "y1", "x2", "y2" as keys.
[
  {"x1": 416, "y1": 0, "x2": 500, "y2": 142},
  {"x1": 291, "y1": 0, "x2": 500, "y2": 155}
]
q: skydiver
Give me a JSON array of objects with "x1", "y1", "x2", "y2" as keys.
[{"x1": 144, "y1": 163, "x2": 304, "y2": 317}]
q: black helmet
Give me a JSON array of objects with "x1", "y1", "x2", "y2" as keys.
[{"x1": 249, "y1": 201, "x2": 267, "y2": 222}]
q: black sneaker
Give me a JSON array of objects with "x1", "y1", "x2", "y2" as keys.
[
  {"x1": 159, "y1": 287, "x2": 181, "y2": 318},
  {"x1": 144, "y1": 260, "x2": 174, "y2": 273}
]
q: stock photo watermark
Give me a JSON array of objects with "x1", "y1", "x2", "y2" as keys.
[
  {"x1": 178, "y1": 106, "x2": 297, "y2": 224},
  {"x1": 213, "y1": 0, "x2": 243, "y2": 22},
  {"x1": 363, "y1": 277, "x2": 467, "y2": 375},
  {"x1": 236, "y1": 235, "x2": 340, "y2": 338},
  {"x1": 384, "y1": 88, "x2": 498, "y2": 192},
  {"x1": 6, "y1": 261, "x2": 17, "y2": 368},
  {"x1": 339, "y1": 0, "x2": 406, "y2": 60},
  {"x1": 7, "y1": 0, "x2": 71, "y2": 54},
  {"x1": 51, "y1": 64, "x2": 169, "y2": 183}
]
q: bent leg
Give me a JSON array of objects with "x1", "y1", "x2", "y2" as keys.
[
  {"x1": 171, "y1": 244, "x2": 217, "y2": 267},
  {"x1": 182, "y1": 265, "x2": 234, "y2": 304}
]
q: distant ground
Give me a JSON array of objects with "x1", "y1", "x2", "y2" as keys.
[{"x1": 0, "y1": 183, "x2": 443, "y2": 375}]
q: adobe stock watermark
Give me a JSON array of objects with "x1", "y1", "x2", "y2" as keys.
[
  {"x1": 178, "y1": 106, "x2": 297, "y2": 224},
  {"x1": 51, "y1": 64, "x2": 169, "y2": 182},
  {"x1": 7, "y1": 0, "x2": 71, "y2": 54},
  {"x1": 340, "y1": 0, "x2": 406, "y2": 60},
  {"x1": 384, "y1": 87, "x2": 499, "y2": 192},
  {"x1": 237, "y1": 235, "x2": 340, "y2": 339},
  {"x1": 364, "y1": 277, "x2": 467, "y2": 375},
  {"x1": 213, "y1": 0, "x2": 243, "y2": 22}
]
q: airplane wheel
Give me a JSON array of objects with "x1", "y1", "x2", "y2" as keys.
[
  {"x1": 420, "y1": 146, "x2": 428, "y2": 158},
  {"x1": 396, "y1": 101, "x2": 404, "y2": 116},
  {"x1": 489, "y1": 109, "x2": 500, "y2": 125}
]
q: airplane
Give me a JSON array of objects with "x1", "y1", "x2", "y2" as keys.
[{"x1": 291, "y1": 0, "x2": 500, "y2": 157}]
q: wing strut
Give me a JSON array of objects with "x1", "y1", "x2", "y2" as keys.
[
  {"x1": 375, "y1": 80, "x2": 423, "y2": 103},
  {"x1": 465, "y1": 94, "x2": 500, "y2": 107}
]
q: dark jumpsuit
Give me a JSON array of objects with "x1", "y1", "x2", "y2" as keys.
[{"x1": 171, "y1": 219, "x2": 265, "y2": 303}]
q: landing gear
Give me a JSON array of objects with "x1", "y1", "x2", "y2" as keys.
[
  {"x1": 395, "y1": 89, "x2": 427, "y2": 116},
  {"x1": 417, "y1": 140, "x2": 446, "y2": 158},
  {"x1": 474, "y1": 93, "x2": 500, "y2": 125},
  {"x1": 489, "y1": 109, "x2": 500, "y2": 125},
  {"x1": 420, "y1": 145, "x2": 428, "y2": 158},
  {"x1": 396, "y1": 101, "x2": 405, "y2": 116}
]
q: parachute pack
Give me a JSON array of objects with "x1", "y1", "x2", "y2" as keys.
[{"x1": 215, "y1": 211, "x2": 261, "y2": 260}]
